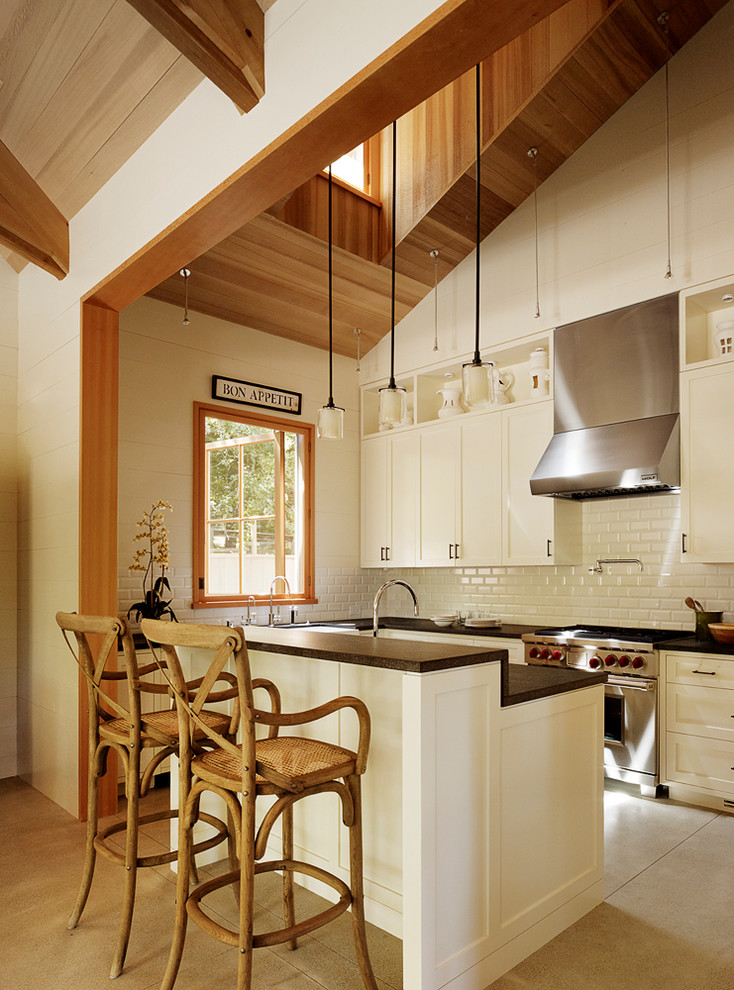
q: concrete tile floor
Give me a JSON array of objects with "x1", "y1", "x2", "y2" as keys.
[{"x1": 2, "y1": 776, "x2": 733, "y2": 989}]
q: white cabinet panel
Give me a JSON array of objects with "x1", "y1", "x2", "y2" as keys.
[
  {"x1": 361, "y1": 433, "x2": 418, "y2": 567},
  {"x1": 680, "y1": 362, "x2": 734, "y2": 562},
  {"x1": 666, "y1": 731, "x2": 734, "y2": 796},
  {"x1": 461, "y1": 414, "x2": 502, "y2": 565},
  {"x1": 503, "y1": 403, "x2": 580, "y2": 565},
  {"x1": 667, "y1": 683, "x2": 734, "y2": 743},
  {"x1": 419, "y1": 422, "x2": 460, "y2": 565}
]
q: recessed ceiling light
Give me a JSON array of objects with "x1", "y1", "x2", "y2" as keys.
[{"x1": 722, "y1": 294, "x2": 734, "y2": 303}]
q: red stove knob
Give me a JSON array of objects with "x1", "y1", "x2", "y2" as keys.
[
  {"x1": 528, "y1": 646, "x2": 539, "y2": 659},
  {"x1": 551, "y1": 649, "x2": 564, "y2": 662},
  {"x1": 618, "y1": 654, "x2": 630, "y2": 667},
  {"x1": 589, "y1": 655, "x2": 603, "y2": 669},
  {"x1": 540, "y1": 648, "x2": 551, "y2": 660},
  {"x1": 632, "y1": 656, "x2": 646, "y2": 669},
  {"x1": 604, "y1": 654, "x2": 617, "y2": 667}
]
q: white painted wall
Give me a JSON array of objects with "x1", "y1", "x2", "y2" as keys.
[
  {"x1": 13, "y1": 0, "x2": 449, "y2": 808},
  {"x1": 358, "y1": 2, "x2": 734, "y2": 634},
  {"x1": 0, "y1": 257, "x2": 18, "y2": 779},
  {"x1": 117, "y1": 297, "x2": 362, "y2": 625}
]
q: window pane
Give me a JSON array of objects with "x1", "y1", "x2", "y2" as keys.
[
  {"x1": 207, "y1": 521, "x2": 240, "y2": 595},
  {"x1": 242, "y1": 440, "x2": 275, "y2": 518},
  {"x1": 331, "y1": 145, "x2": 364, "y2": 190},
  {"x1": 208, "y1": 447, "x2": 239, "y2": 520}
]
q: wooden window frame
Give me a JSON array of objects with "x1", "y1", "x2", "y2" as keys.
[
  {"x1": 193, "y1": 401, "x2": 316, "y2": 608},
  {"x1": 321, "y1": 135, "x2": 381, "y2": 205}
]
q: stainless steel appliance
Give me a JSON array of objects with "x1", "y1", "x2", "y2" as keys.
[
  {"x1": 522, "y1": 625, "x2": 683, "y2": 796},
  {"x1": 530, "y1": 293, "x2": 680, "y2": 499}
]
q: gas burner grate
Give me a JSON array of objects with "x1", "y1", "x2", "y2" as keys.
[{"x1": 532, "y1": 625, "x2": 683, "y2": 644}]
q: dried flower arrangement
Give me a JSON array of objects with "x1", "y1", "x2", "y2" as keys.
[{"x1": 127, "y1": 500, "x2": 177, "y2": 622}]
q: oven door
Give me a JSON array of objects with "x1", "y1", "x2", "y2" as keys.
[{"x1": 603, "y1": 674, "x2": 657, "y2": 782}]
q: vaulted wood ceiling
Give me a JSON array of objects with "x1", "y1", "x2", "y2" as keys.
[
  {"x1": 147, "y1": 0, "x2": 728, "y2": 356},
  {"x1": 1, "y1": 0, "x2": 728, "y2": 355}
]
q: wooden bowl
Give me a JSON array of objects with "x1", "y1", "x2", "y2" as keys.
[{"x1": 708, "y1": 623, "x2": 734, "y2": 645}]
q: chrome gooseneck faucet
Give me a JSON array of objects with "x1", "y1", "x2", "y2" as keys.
[
  {"x1": 269, "y1": 575, "x2": 291, "y2": 625},
  {"x1": 373, "y1": 579, "x2": 419, "y2": 637}
]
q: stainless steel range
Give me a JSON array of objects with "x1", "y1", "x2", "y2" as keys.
[{"x1": 522, "y1": 625, "x2": 683, "y2": 797}]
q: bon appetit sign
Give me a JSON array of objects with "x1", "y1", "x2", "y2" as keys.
[{"x1": 212, "y1": 375, "x2": 302, "y2": 415}]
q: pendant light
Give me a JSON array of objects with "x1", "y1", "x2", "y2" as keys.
[
  {"x1": 354, "y1": 327, "x2": 362, "y2": 373},
  {"x1": 316, "y1": 166, "x2": 344, "y2": 440},
  {"x1": 462, "y1": 64, "x2": 494, "y2": 410},
  {"x1": 378, "y1": 120, "x2": 407, "y2": 430}
]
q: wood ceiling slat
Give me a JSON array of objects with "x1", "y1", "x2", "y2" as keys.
[
  {"x1": 0, "y1": 0, "x2": 115, "y2": 146},
  {"x1": 56, "y1": 54, "x2": 202, "y2": 218},
  {"x1": 14, "y1": 3, "x2": 179, "y2": 181}
]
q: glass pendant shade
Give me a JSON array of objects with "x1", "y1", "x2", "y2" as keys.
[
  {"x1": 317, "y1": 402, "x2": 344, "y2": 439},
  {"x1": 462, "y1": 360, "x2": 495, "y2": 409},
  {"x1": 378, "y1": 384, "x2": 406, "y2": 430}
]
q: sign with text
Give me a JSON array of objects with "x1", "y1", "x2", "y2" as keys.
[{"x1": 212, "y1": 375, "x2": 302, "y2": 415}]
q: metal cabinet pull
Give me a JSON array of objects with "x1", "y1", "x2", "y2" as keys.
[
  {"x1": 682, "y1": 533, "x2": 688, "y2": 553},
  {"x1": 546, "y1": 539, "x2": 552, "y2": 557},
  {"x1": 448, "y1": 543, "x2": 454, "y2": 559},
  {"x1": 691, "y1": 669, "x2": 716, "y2": 675},
  {"x1": 454, "y1": 543, "x2": 460, "y2": 559},
  {"x1": 380, "y1": 547, "x2": 385, "y2": 561},
  {"x1": 385, "y1": 546, "x2": 390, "y2": 561}
]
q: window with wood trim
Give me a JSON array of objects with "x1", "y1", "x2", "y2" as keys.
[{"x1": 193, "y1": 402, "x2": 315, "y2": 607}]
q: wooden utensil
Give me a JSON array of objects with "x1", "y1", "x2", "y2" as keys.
[{"x1": 685, "y1": 596, "x2": 704, "y2": 611}]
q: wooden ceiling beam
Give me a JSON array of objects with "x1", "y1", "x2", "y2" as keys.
[
  {"x1": 123, "y1": 0, "x2": 264, "y2": 112},
  {"x1": 88, "y1": 0, "x2": 570, "y2": 312},
  {"x1": 0, "y1": 139, "x2": 68, "y2": 279}
]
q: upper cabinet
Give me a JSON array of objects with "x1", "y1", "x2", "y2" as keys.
[{"x1": 680, "y1": 276, "x2": 734, "y2": 562}]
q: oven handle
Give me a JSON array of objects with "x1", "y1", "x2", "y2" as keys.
[{"x1": 606, "y1": 676, "x2": 656, "y2": 691}]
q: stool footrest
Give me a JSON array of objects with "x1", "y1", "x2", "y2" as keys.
[
  {"x1": 186, "y1": 860, "x2": 353, "y2": 948},
  {"x1": 94, "y1": 810, "x2": 229, "y2": 868}
]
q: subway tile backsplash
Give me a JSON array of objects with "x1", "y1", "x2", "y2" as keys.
[{"x1": 120, "y1": 492, "x2": 733, "y2": 634}]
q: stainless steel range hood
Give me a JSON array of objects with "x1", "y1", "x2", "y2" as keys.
[{"x1": 530, "y1": 294, "x2": 680, "y2": 499}]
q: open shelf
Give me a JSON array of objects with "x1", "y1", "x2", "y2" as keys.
[
  {"x1": 680, "y1": 274, "x2": 734, "y2": 371},
  {"x1": 360, "y1": 331, "x2": 552, "y2": 438}
]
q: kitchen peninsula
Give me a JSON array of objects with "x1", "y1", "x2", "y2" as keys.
[{"x1": 228, "y1": 625, "x2": 606, "y2": 990}]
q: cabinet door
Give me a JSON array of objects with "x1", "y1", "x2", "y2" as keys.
[
  {"x1": 361, "y1": 437, "x2": 389, "y2": 567},
  {"x1": 503, "y1": 403, "x2": 555, "y2": 565},
  {"x1": 419, "y1": 422, "x2": 460, "y2": 565},
  {"x1": 460, "y1": 415, "x2": 502, "y2": 565},
  {"x1": 681, "y1": 363, "x2": 734, "y2": 562},
  {"x1": 389, "y1": 431, "x2": 419, "y2": 566}
]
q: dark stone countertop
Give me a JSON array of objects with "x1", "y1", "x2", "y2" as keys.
[
  {"x1": 245, "y1": 625, "x2": 607, "y2": 705},
  {"x1": 655, "y1": 635, "x2": 734, "y2": 656}
]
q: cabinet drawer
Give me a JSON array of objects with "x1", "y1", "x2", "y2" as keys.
[
  {"x1": 667, "y1": 684, "x2": 734, "y2": 742},
  {"x1": 665, "y1": 653, "x2": 734, "y2": 689},
  {"x1": 666, "y1": 731, "x2": 734, "y2": 796}
]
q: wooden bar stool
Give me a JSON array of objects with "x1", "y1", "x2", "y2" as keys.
[
  {"x1": 141, "y1": 619, "x2": 379, "y2": 990},
  {"x1": 57, "y1": 612, "x2": 240, "y2": 978}
]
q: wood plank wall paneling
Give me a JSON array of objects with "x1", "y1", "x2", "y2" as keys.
[
  {"x1": 267, "y1": 175, "x2": 382, "y2": 264},
  {"x1": 79, "y1": 300, "x2": 120, "y2": 818}
]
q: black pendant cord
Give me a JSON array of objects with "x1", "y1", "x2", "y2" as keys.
[
  {"x1": 389, "y1": 119, "x2": 397, "y2": 389},
  {"x1": 473, "y1": 63, "x2": 481, "y2": 366},
  {"x1": 327, "y1": 165, "x2": 335, "y2": 407}
]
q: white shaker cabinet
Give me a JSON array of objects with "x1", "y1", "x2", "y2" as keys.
[
  {"x1": 417, "y1": 415, "x2": 503, "y2": 566},
  {"x1": 418, "y1": 422, "x2": 461, "y2": 565},
  {"x1": 503, "y1": 402, "x2": 580, "y2": 565},
  {"x1": 361, "y1": 432, "x2": 419, "y2": 567},
  {"x1": 662, "y1": 651, "x2": 734, "y2": 808},
  {"x1": 680, "y1": 362, "x2": 734, "y2": 562}
]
